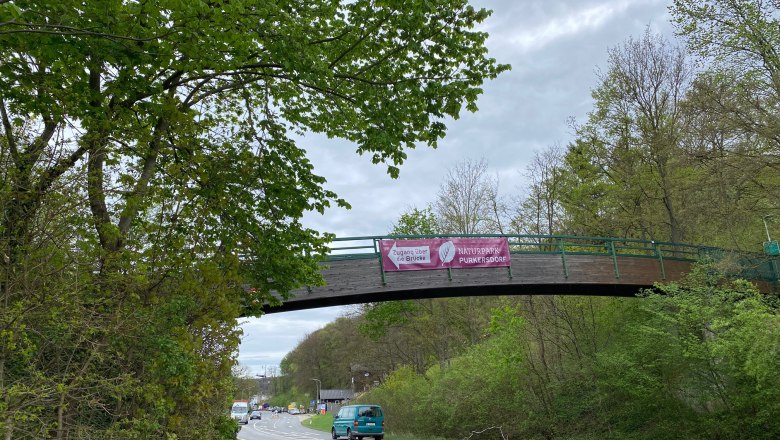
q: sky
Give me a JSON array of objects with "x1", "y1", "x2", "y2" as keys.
[{"x1": 237, "y1": 0, "x2": 676, "y2": 376}]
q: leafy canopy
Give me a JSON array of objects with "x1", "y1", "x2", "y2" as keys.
[{"x1": 0, "y1": 0, "x2": 508, "y2": 298}]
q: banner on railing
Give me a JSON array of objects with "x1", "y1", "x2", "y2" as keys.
[{"x1": 380, "y1": 237, "x2": 510, "y2": 272}]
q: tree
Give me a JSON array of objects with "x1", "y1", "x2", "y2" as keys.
[
  {"x1": 0, "y1": 1, "x2": 508, "y2": 437},
  {"x1": 563, "y1": 29, "x2": 694, "y2": 242},
  {"x1": 0, "y1": 0, "x2": 508, "y2": 295},
  {"x1": 676, "y1": 76, "x2": 779, "y2": 249},
  {"x1": 597, "y1": 269, "x2": 780, "y2": 438},
  {"x1": 434, "y1": 157, "x2": 505, "y2": 234},
  {"x1": 558, "y1": 136, "x2": 621, "y2": 237},
  {"x1": 389, "y1": 206, "x2": 440, "y2": 235},
  {"x1": 360, "y1": 207, "x2": 450, "y2": 373},
  {"x1": 670, "y1": 0, "x2": 780, "y2": 245},
  {"x1": 671, "y1": 0, "x2": 780, "y2": 102},
  {"x1": 510, "y1": 144, "x2": 566, "y2": 236}
]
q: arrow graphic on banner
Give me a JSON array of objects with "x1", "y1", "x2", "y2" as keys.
[{"x1": 387, "y1": 242, "x2": 431, "y2": 269}]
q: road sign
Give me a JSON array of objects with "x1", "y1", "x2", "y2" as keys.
[{"x1": 380, "y1": 237, "x2": 510, "y2": 272}]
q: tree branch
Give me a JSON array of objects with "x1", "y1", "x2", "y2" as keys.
[
  {"x1": 84, "y1": 63, "x2": 115, "y2": 251},
  {"x1": 117, "y1": 116, "x2": 169, "y2": 236},
  {"x1": 308, "y1": 26, "x2": 352, "y2": 45},
  {"x1": 21, "y1": 119, "x2": 58, "y2": 171},
  {"x1": 328, "y1": 15, "x2": 389, "y2": 70},
  {"x1": 87, "y1": 143, "x2": 112, "y2": 251},
  {"x1": 0, "y1": 22, "x2": 176, "y2": 42},
  {"x1": 0, "y1": 97, "x2": 18, "y2": 161},
  {"x1": 32, "y1": 146, "x2": 87, "y2": 198}
]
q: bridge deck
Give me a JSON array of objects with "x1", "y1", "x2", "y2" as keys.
[
  {"x1": 260, "y1": 235, "x2": 779, "y2": 314},
  {"x1": 265, "y1": 254, "x2": 691, "y2": 313}
]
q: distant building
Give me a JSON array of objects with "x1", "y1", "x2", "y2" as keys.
[{"x1": 319, "y1": 389, "x2": 354, "y2": 404}]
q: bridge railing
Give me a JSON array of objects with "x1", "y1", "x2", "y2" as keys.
[
  {"x1": 323, "y1": 234, "x2": 779, "y2": 282},
  {"x1": 326, "y1": 234, "x2": 707, "y2": 259}
]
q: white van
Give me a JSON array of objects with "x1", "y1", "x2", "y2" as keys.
[{"x1": 231, "y1": 401, "x2": 249, "y2": 425}]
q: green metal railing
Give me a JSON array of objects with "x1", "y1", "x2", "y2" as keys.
[{"x1": 322, "y1": 234, "x2": 780, "y2": 285}]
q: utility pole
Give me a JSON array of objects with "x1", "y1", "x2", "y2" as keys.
[{"x1": 311, "y1": 378, "x2": 321, "y2": 412}]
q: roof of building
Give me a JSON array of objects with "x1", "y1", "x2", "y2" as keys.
[{"x1": 319, "y1": 389, "x2": 354, "y2": 401}]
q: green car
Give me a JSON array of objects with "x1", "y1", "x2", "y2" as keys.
[{"x1": 332, "y1": 404, "x2": 384, "y2": 440}]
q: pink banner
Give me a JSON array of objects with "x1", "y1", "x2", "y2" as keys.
[{"x1": 380, "y1": 237, "x2": 510, "y2": 272}]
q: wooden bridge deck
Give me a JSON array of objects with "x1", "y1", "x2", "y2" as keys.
[
  {"x1": 263, "y1": 254, "x2": 696, "y2": 313},
  {"x1": 259, "y1": 235, "x2": 779, "y2": 314}
]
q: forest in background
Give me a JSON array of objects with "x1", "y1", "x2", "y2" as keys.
[
  {"x1": 273, "y1": 2, "x2": 780, "y2": 438},
  {"x1": 278, "y1": 274, "x2": 779, "y2": 439}
]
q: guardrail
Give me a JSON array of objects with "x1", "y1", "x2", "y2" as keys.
[{"x1": 323, "y1": 234, "x2": 780, "y2": 283}]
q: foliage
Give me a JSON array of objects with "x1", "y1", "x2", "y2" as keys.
[
  {"x1": 0, "y1": 0, "x2": 506, "y2": 437},
  {"x1": 382, "y1": 434, "x2": 451, "y2": 440},
  {"x1": 390, "y1": 207, "x2": 441, "y2": 236},
  {"x1": 357, "y1": 366, "x2": 433, "y2": 434},
  {"x1": 336, "y1": 270, "x2": 780, "y2": 440},
  {"x1": 360, "y1": 300, "x2": 419, "y2": 342},
  {"x1": 562, "y1": 29, "x2": 694, "y2": 243},
  {"x1": 281, "y1": 316, "x2": 365, "y2": 391},
  {"x1": 267, "y1": 390, "x2": 309, "y2": 409},
  {"x1": 594, "y1": 273, "x2": 779, "y2": 438}
]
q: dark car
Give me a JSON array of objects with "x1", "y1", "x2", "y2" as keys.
[{"x1": 250, "y1": 410, "x2": 262, "y2": 420}]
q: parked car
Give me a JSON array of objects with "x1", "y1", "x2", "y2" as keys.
[
  {"x1": 289, "y1": 408, "x2": 300, "y2": 415},
  {"x1": 250, "y1": 410, "x2": 262, "y2": 420},
  {"x1": 332, "y1": 404, "x2": 384, "y2": 440}
]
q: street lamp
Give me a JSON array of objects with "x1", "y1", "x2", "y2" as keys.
[
  {"x1": 311, "y1": 378, "x2": 321, "y2": 409},
  {"x1": 763, "y1": 214, "x2": 776, "y2": 242}
]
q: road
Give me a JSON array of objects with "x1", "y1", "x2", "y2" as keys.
[{"x1": 238, "y1": 412, "x2": 332, "y2": 440}]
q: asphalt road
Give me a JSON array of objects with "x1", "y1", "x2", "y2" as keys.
[{"x1": 238, "y1": 412, "x2": 332, "y2": 440}]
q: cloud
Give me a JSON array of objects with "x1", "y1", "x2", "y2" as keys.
[
  {"x1": 507, "y1": 1, "x2": 632, "y2": 53},
  {"x1": 238, "y1": 306, "x2": 350, "y2": 374}
]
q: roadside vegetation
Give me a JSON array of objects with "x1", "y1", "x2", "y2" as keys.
[
  {"x1": 357, "y1": 272, "x2": 779, "y2": 439},
  {"x1": 282, "y1": 269, "x2": 780, "y2": 439},
  {"x1": 303, "y1": 413, "x2": 333, "y2": 433}
]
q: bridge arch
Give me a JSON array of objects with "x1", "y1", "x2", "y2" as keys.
[{"x1": 261, "y1": 235, "x2": 779, "y2": 314}]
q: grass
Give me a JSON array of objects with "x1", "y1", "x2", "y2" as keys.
[
  {"x1": 301, "y1": 413, "x2": 450, "y2": 440},
  {"x1": 302, "y1": 413, "x2": 333, "y2": 433}
]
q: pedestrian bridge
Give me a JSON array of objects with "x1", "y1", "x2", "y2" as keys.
[{"x1": 261, "y1": 234, "x2": 779, "y2": 314}]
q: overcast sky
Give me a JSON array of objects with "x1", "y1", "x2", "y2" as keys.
[{"x1": 237, "y1": 0, "x2": 676, "y2": 376}]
